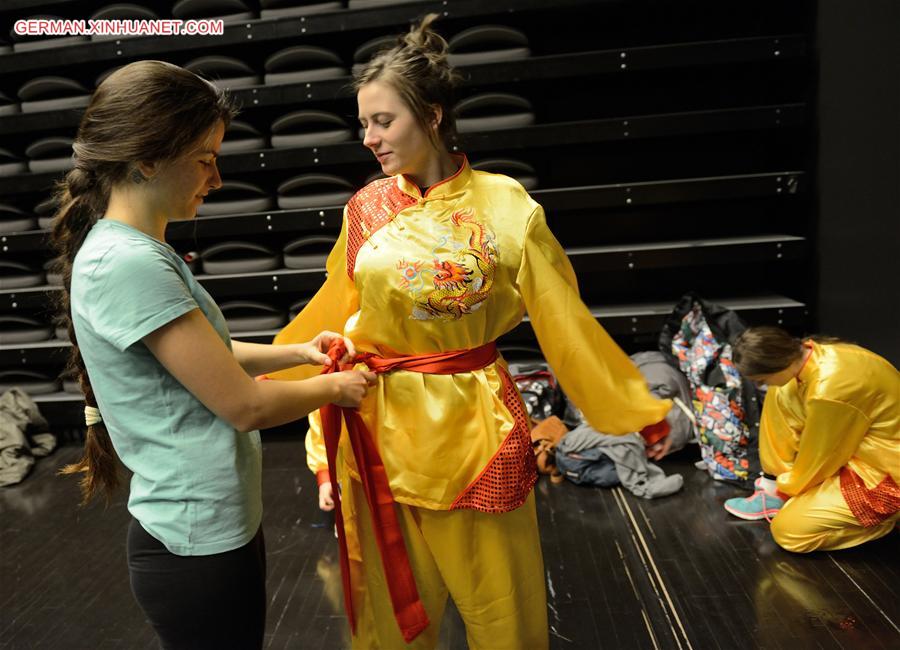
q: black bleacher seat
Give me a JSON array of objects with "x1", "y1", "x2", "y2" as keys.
[
  {"x1": 270, "y1": 110, "x2": 352, "y2": 148},
  {"x1": 197, "y1": 180, "x2": 273, "y2": 216},
  {"x1": 447, "y1": 25, "x2": 530, "y2": 66},
  {"x1": 184, "y1": 56, "x2": 262, "y2": 90},
  {"x1": 277, "y1": 174, "x2": 354, "y2": 209},
  {"x1": 62, "y1": 373, "x2": 81, "y2": 394},
  {"x1": 42, "y1": 259, "x2": 62, "y2": 286},
  {"x1": 0, "y1": 315, "x2": 53, "y2": 344},
  {"x1": 264, "y1": 46, "x2": 347, "y2": 86},
  {"x1": 91, "y1": 4, "x2": 159, "y2": 21},
  {"x1": 220, "y1": 300, "x2": 287, "y2": 332},
  {"x1": 25, "y1": 137, "x2": 74, "y2": 174},
  {"x1": 352, "y1": 35, "x2": 396, "y2": 75},
  {"x1": 0, "y1": 91, "x2": 19, "y2": 116},
  {"x1": 0, "y1": 370, "x2": 60, "y2": 395},
  {"x1": 0, "y1": 150, "x2": 27, "y2": 177},
  {"x1": 221, "y1": 120, "x2": 268, "y2": 153},
  {"x1": 0, "y1": 204, "x2": 35, "y2": 232},
  {"x1": 454, "y1": 92, "x2": 535, "y2": 133},
  {"x1": 34, "y1": 197, "x2": 58, "y2": 231},
  {"x1": 200, "y1": 241, "x2": 282, "y2": 275},
  {"x1": 90, "y1": 4, "x2": 159, "y2": 41},
  {"x1": 0, "y1": 260, "x2": 45, "y2": 289},
  {"x1": 18, "y1": 76, "x2": 91, "y2": 113},
  {"x1": 283, "y1": 235, "x2": 336, "y2": 269}
]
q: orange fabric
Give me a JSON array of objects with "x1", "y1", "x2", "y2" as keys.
[
  {"x1": 529, "y1": 416, "x2": 568, "y2": 477},
  {"x1": 639, "y1": 419, "x2": 671, "y2": 446},
  {"x1": 839, "y1": 466, "x2": 900, "y2": 527},
  {"x1": 320, "y1": 339, "x2": 515, "y2": 643},
  {"x1": 361, "y1": 342, "x2": 496, "y2": 375},
  {"x1": 315, "y1": 469, "x2": 330, "y2": 487}
]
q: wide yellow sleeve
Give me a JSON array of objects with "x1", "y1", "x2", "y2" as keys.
[
  {"x1": 305, "y1": 410, "x2": 327, "y2": 475},
  {"x1": 270, "y1": 209, "x2": 358, "y2": 476},
  {"x1": 759, "y1": 387, "x2": 802, "y2": 476},
  {"x1": 515, "y1": 205, "x2": 671, "y2": 434},
  {"x1": 269, "y1": 208, "x2": 359, "y2": 380},
  {"x1": 775, "y1": 398, "x2": 871, "y2": 496}
]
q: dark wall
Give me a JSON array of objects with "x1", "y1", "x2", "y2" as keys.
[{"x1": 815, "y1": 0, "x2": 900, "y2": 364}]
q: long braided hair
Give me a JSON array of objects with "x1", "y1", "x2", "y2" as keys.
[{"x1": 51, "y1": 60, "x2": 236, "y2": 505}]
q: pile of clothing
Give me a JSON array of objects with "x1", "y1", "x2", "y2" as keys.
[
  {"x1": 0, "y1": 387, "x2": 56, "y2": 487},
  {"x1": 510, "y1": 355, "x2": 686, "y2": 499}
]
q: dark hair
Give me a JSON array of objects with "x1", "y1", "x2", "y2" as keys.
[
  {"x1": 354, "y1": 13, "x2": 461, "y2": 149},
  {"x1": 733, "y1": 326, "x2": 804, "y2": 377},
  {"x1": 51, "y1": 60, "x2": 236, "y2": 505}
]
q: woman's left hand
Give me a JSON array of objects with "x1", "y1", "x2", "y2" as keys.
[{"x1": 300, "y1": 331, "x2": 357, "y2": 366}]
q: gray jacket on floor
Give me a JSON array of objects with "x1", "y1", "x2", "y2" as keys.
[
  {"x1": 0, "y1": 388, "x2": 56, "y2": 487},
  {"x1": 556, "y1": 424, "x2": 683, "y2": 498},
  {"x1": 630, "y1": 351, "x2": 696, "y2": 454}
]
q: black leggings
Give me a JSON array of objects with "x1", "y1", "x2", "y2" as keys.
[{"x1": 127, "y1": 518, "x2": 266, "y2": 650}]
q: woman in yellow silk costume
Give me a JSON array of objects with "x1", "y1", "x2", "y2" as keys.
[
  {"x1": 726, "y1": 326, "x2": 899, "y2": 553},
  {"x1": 268, "y1": 15, "x2": 672, "y2": 649}
]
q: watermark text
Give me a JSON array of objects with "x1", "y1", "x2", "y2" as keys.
[{"x1": 13, "y1": 19, "x2": 225, "y2": 37}]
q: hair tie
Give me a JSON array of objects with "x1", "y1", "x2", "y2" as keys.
[{"x1": 84, "y1": 405, "x2": 103, "y2": 427}]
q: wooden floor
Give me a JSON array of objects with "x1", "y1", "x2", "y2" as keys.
[{"x1": 2, "y1": 436, "x2": 898, "y2": 650}]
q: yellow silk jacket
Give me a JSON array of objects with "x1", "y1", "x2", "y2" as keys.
[
  {"x1": 761, "y1": 341, "x2": 900, "y2": 496},
  {"x1": 270, "y1": 156, "x2": 670, "y2": 510}
]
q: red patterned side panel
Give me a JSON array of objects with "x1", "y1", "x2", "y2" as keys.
[
  {"x1": 840, "y1": 467, "x2": 900, "y2": 528},
  {"x1": 346, "y1": 178, "x2": 418, "y2": 279},
  {"x1": 451, "y1": 368, "x2": 538, "y2": 513}
]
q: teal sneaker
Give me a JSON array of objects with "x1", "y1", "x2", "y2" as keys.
[{"x1": 724, "y1": 482, "x2": 785, "y2": 522}]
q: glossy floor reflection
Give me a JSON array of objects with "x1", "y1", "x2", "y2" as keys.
[{"x1": 1, "y1": 437, "x2": 897, "y2": 649}]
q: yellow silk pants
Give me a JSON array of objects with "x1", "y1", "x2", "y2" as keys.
[
  {"x1": 344, "y1": 477, "x2": 549, "y2": 650},
  {"x1": 769, "y1": 472, "x2": 898, "y2": 553}
]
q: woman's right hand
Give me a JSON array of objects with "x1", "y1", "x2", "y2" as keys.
[
  {"x1": 330, "y1": 369, "x2": 377, "y2": 407},
  {"x1": 302, "y1": 330, "x2": 358, "y2": 367}
]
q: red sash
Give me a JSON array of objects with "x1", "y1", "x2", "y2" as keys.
[{"x1": 319, "y1": 340, "x2": 500, "y2": 643}]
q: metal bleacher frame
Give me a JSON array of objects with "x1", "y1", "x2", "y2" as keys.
[{"x1": 0, "y1": 0, "x2": 814, "y2": 426}]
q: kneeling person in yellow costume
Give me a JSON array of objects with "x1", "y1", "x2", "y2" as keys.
[{"x1": 725, "y1": 326, "x2": 899, "y2": 552}]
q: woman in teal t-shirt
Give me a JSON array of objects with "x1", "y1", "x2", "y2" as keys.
[{"x1": 51, "y1": 61, "x2": 374, "y2": 650}]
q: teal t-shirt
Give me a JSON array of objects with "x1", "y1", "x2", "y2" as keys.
[{"x1": 71, "y1": 219, "x2": 262, "y2": 556}]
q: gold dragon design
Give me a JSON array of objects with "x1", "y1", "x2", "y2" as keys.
[{"x1": 397, "y1": 207, "x2": 499, "y2": 321}]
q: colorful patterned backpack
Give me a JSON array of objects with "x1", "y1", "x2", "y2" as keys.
[{"x1": 659, "y1": 293, "x2": 762, "y2": 488}]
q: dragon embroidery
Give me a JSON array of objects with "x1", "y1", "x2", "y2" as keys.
[{"x1": 397, "y1": 207, "x2": 498, "y2": 321}]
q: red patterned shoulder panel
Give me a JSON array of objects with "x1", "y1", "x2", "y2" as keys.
[{"x1": 346, "y1": 178, "x2": 417, "y2": 279}]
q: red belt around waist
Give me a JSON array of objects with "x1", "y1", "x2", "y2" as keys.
[{"x1": 319, "y1": 340, "x2": 530, "y2": 643}]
